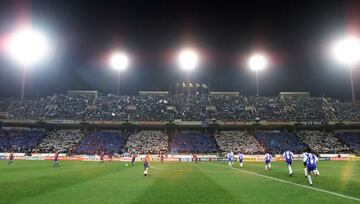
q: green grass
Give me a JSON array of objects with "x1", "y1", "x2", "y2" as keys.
[{"x1": 0, "y1": 160, "x2": 359, "y2": 204}]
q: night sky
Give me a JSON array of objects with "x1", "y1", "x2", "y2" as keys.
[{"x1": 0, "y1": 0, "x2": 359, "y2": 100}]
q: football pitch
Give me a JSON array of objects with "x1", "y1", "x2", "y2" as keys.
[{"x1": 0, "y1": 160, "x2": 359, "y2": 204}]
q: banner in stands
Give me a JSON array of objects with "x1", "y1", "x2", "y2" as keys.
[{"x1": 1, "y1": 153, "x2": 358, "y2": 162}]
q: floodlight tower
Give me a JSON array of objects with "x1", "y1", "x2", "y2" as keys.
[
  {"x1": 332, "y1": 36, "x2": 360, "y2": 104},
  {"x1": 109, "y1": 52, "x2": 129, "y2": 95},
  {"x1": 249, "y1": 53, "x2": 267, "y2": 96},
  {"x1": 178, "y1": 48, "x2": 199, "y2": 96},
  {"x1": 6, "y1": 27, "x2": 50, "y2": 101}
]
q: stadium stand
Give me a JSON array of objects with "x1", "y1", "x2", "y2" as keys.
[
  {"x1": 0, "y1": 94, "x2": 359, "y2": 122},
  {"x1": 75, "y1": 130, "x2": 128, "y2": 154},
  {"x1": 331, "y1": 100, "x2": 360, "y2": 121},
  {"x1": 255, "y1": 131, "x2": 307, "y2": 154},
  {"x1": 283, "y1": 97, "x2": 331, "y2": 121},
  {"x1": 0, "y1": 128, "x2": 45, "y2": 152},
  {"x1": 298, "y1": 131, "x2": 350, "y2": 153},
  {"x1": 123, "y1": 131, "x2": 169, "y2": 154},
  {"x1": 171, "y1": 131, "x2": 218, "y2": 153},
  {"x1": 36, "y1": 129, "x2": 84, "y2": 153},
  {"x1": 214, "y1": 131, "x2": 264, "y2": 154},
  {"x1": 335, "y1": 131, "x2": 360, "y2": 154}
]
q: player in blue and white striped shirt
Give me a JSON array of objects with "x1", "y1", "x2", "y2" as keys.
[
  {"x1": 302, "y1": 152, "x2": 308, "y2": 177},
  {"x1": 283, "y1": 150, "x2": 294, "y2": 176},
  {"x1": 304, "y1": 152, "x2": 319, "y2": 185},
  {"x1": 264, "y1": 153, "x2": 272, "y2": 171},
  {"x1": 226, "y1": 151, "x2": 234, "y2": 167},
  {"x1": 238, "y1": 152, "x2": 244, "y2": 168}
]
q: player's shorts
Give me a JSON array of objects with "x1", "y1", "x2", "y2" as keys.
[
  {"x1": 265, "y1": 160, "x2": 271, "y2": 164},
  {"x1": 286, "y1": 159, "x2": 292, "y2": 165},
  {"x1": 132, "y1": 159, "x2": 135, "y2": 163},
  {"x1": 307, "y1": 164, "x2": 316, "y2": 172},
  {"x1": 303, "y1": 162, "x2": 307, "y2": 167},
  {"x1": 239, "y1": 159, "x2": 243, "y2": 163},
  {"x1": 144, "y1": 162, "x2": 149, "y2": 169}
]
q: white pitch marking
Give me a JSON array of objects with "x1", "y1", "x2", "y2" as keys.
[{"x1": 211, "y1": 163, "x2": 360, "y2": 202}]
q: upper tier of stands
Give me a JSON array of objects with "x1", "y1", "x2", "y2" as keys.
[{"x1": 0, "y1": 94, "x2": 359, "y2": 121}]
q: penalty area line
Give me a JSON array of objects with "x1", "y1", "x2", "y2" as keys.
[{"x1": 211, "y1": 163, "x2": 360, "y2": 202}]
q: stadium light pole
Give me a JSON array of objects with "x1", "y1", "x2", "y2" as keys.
[
  {"x1": 332, "y1": 36, "x2": 360, "y2": 104},
  {"x1": 248, "y1": 53, "x2": 267, "y2": 96},
  {"x1": 5, "y1": 27, "x2": 51, "y2": 101},
  {"x1": 178, "y1": 48, "x2": 199, "y2": 97},
  {"x1": 109, "y1": 51, "x2": 129, "y2": 95}
]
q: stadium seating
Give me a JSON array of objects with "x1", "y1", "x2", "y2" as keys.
[
  {"x1": 123, "y1": 131, "x2": 169, "y2": 154},
  {"x1": 331, "y1": 101, "x2": 360, "y2": 121},
  {"x1": 171, "y1": 131, "x2": 218, "y2": 153},
  {"x1": 0, "y1": 94, "x2": 359, "y2": 122},
  {"x1": 36, "y1": 129, "x2": 84, "y2": 153},
  {"x1": 283, "y1": 97, "x2": 330, "y2": 121},
  {"x1": 75, "y1": 130, "x2": 128, "y2": 154},
  {"x1": 0, "y1": 128, "x2": 45, "y2": 152},
  {"x1": 215, "y1": 131, "x2": 264, "y2": 154},
  {"x1": 255, "y1": 131, "x2": 307, "y2": 154},
  {"x1": 298, "y1": 131, "x2": 350, "y2": 153},
  {"x1": 335, "y1": 132, "x2": 360, "y2": 154}
]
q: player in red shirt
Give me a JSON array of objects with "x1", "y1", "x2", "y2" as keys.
[
  {"x1": 131, "y1": 153, "x2": 137, "y2": 166},
  {"x1": 193, "y1": 153, "x2": 198, "y2": 165},
  {"x1": 8, "y1": 151, "x2": 14, "y2": 167},
  {"x1": 108, "y1": 152, "x2": 113, "y2": 162},
  {"x1": 53, "y1": 152, "x2": 60, "y2": 168},
  {"x1": 160, "y1": 153, "x2": 165, "y2": 164},
  {"x1": 100, "y1": 151, "x2": 105, "y2": 166}
]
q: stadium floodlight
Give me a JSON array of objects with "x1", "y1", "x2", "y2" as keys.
[
  {"x1": 248, "y1": 53, "x2": 267, "y2": 96},
  {"x1": 109, "y1": 51, "x2": 130, "y2": 95},
  {"x1": 178, "y1": 48, "x2": 199, "y2": 72},
  {"x1": 331, "y1": 36, "x2": 360, "y2": 103},
  {"x1": 109, "y1": 52, "x2": 129, "y2": 71},
  {"x1": 5, "y1": 27, "x2": 51, "y2": 101},
  {"x1": 177, "y1": 48, "x2": 200, "y2": 98}
]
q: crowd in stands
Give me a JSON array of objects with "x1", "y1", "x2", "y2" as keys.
[
  {"x1": 331, "y1": 101, "x2": 360, "y2": 121},
  {"x1": 171, "y1": 131, "x2": 218, "y2": 153},
  {"x1": 335, "y1": 132, "x2": 360, "y2": 154},
  {"x1": 75, "y1": 130, "x2": 127, "y2": 154},
  {"x1": 210, "y1": 95, "x2": 253, "y2": 120},
  {"x1": 0, "y1": 93, "x2": 359, "y2": 121},
  {"x1": 36, "y1": 129, "x2": 84, "y2": 153},
  {"x1": 284, "y1": 97, "x2": 331, "y2": 121},
  {"x1": 0, "y1": 128, "x2": 45, "y2": 152},
  {"x1": 123, "y1": 131, "x2": 168, "y2": 154},
  {"x1": 0, "y1": 127, "x2": 359, "y2": 154},
  {"x1": 215, "y1": 131, "x2": 264, "y2": 154},
  {"x1": 298, "y1": 131, "x2": 350, "y2": 153},
  {"x1": 255, "y1": 131, "x2": 307, "y2": 154}
]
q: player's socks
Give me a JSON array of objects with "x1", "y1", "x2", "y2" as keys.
[
  {"x1": 307, "y1": 175, "x2": 312, "y2": 185},
  {"x1": 240, "y1": 163, "x2": 243, "y2": 168},
  {"x1": 288, "y1": 166, "x2": 293, "y2": 175},
  {"x1": 304, "y1": 168, "x2": 308, "y2": 176},
  {"x1": 265, "y1": 165, "x2": 268, "y2": 171},
  {"x1": 316, "y1": 169, "x2": 320, "y2": 175}
]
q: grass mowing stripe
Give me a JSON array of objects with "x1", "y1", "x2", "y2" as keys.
[
  {"x1": 211, "y1": 162, "x2": 360, "y2": 202},
  {"x1": 133, "y1": 163, "x2": 241, "y2": 204},
  {"x1": 0, "y1": 163, "x2": 126, "y2": 204}
]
